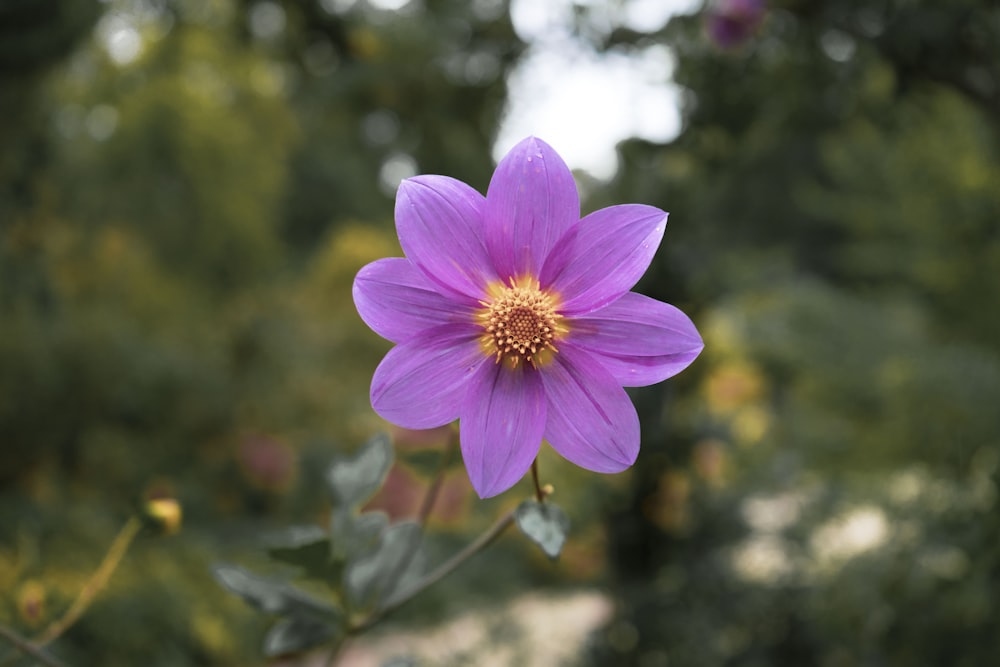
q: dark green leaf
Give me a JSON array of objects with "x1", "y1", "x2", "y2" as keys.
[
  {"x1": 344, "y1": 521, "x2": 422, "y2": 610},
  {"x1": 327, "y1": 433, "x2": 394, "y2": 508},
  {"x1": 263, "y1": 616, "x2": 341, "y2": 658},
  {"x1": 330, "y1": 509, "x2": 388, "y2": 562},
  {"x1": 266, "y1": 526, "x2": 337, "y2": 581},
  {"x1": 515, "y1": 500, "x2": 570, "y2": 559},
  {"x1": 268, "y1": 525, "x2": 328, "y2": 547},
  {"x1": 212, "y1": 564, "x2": 341, "y2": 620},
  {"x1": 384, "y1": 543, "x2": 427, "y2": 605}
]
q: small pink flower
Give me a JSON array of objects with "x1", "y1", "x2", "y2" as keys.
[
  {"x1": 354, "y1": 137, "x2": 703, "y2": 498},
  {"x1": 706, "y1": 0, "x2": 766, "y2": 49}
]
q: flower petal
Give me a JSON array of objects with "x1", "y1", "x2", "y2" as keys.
[
  {"x1": 542, "y1": 204, "x2": 667, "y2": 315},
  {"x1": 485, "y1": 137, "x2": 580, "y2": 281},
  {"x1": 353, "y1": 258, "x2": 468, "y2": 344},
  {"x1": 371, "y1": 324, "x2": 489, "y2": 429},
  {"x1": 395, "y1": 175, "x2": 496, "y2": 300},
  {"x1": 459, "y1": 363, "x2": 546, "y2": 498},
  {"x1": 540, "y1": 344, "x2": 640, "y2": 473},
  {"x1": 569, "y1": 292, "x2": 704, "y2": 386}
]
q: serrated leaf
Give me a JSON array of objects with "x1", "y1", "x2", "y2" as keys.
[
  {"x1": 330, "y1": 509, "x2": 388, "y2": 562},
  {"x1": 266, "y1": 526, "x2": 337, "y2": 581},
  {"x1": 344, "y1": 521, "x2": 422, "y2": 610},
  {"x1": 327, "y1": 433, "x2": 394, "y2": 508},
  {"x1": 515, "y1": 500, "x2": 570, "y2": 559},
  {"x1": 263, "y1": 616, "x2": 341, "y2": 658},
  {"x1": 212, "y1": 564, "x2": 341, "y2": 620}
]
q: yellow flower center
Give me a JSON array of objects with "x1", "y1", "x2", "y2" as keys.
[{"x1": 477, "y1": 278, "x2": 565, "y2": 368}]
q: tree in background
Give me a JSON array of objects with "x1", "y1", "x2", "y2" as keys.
[
  {"x1": 2, "y1": 0, "x2": 999, "y2": 664},
  {"x1": 0, "y1": 0, "x2": 523, "y2": 663},
  {"x1": 585, "y1": 1, "x2": 1000, "y2": 665}
]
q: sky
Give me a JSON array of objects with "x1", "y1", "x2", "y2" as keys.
[
  {"x1": 496, "y1": 0, "x2": 702, "y2": 180},
  {"x1": 95, "y1": 0, "x2": 703, "y2": 182}
]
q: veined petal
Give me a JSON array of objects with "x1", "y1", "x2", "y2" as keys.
[
  {"x1": 395, "y1": 175, "x2": 496, "y2": 300},
  {"x1": 540, "y1": 344, "x2": 640, "y2": 473},
  {"x1": 371, "y1": 324, "x2": 489, "y2": 429},
  {"x1": 485, "y1": 137, "x2": 580, "y2": 281},
  {"x1": 353, "y1": 258, "x2": 469, "y2": 344},
  {"x1": 570, "y1": 292, "x2": 704, "y2": 386},
  {"x1": 585, "y1": 352, "x2": 702, "y2": 389},
  {"x1": 460, "y1": 363, "x2": 545, "y2": 498},
  {"x1": 542, "y1": 204, "x2": 667, "y2": 315}
]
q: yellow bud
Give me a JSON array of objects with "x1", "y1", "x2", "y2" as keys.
[{"x1": 144, "y1": 498, "x2": 183, "y2": 535}]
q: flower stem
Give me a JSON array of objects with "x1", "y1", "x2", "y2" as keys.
[
  {"x1": 350, "y1": 506, "x2": 517, "y2": 635},
  {"x1": 0, "y1": 624, "x2": 70, "y2": 667},
  {"x1": 531, "y1": 459, "x2": 544, "y2": 502},
  {"x1": 34, "y1": 516, "x2": 142, "y2": 646}
]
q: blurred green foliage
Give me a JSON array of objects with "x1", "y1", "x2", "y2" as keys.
[
  {"x1": 1, "y1": 0, "x2": 518, "y2": 664},
  {"x1": 2, "y1": 0, "x2": 999, "y2": 665},
  {"x1": 584, "y1": 1, "x2": 1000, "y2": 665}
]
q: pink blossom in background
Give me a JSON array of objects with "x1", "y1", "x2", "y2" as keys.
[{"x1": 706, "y1": 0, "x2": 766, "y2": 49}]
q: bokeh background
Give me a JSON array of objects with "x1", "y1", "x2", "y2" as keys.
[{"x1": 2, "y1": 0, "x2": 999, "y2": 665}]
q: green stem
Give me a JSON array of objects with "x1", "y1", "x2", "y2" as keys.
[
  {"x1": 34, "y1": 517, "x2": 142, "y2": 646},
  {"x1": 531, "y1": 458, "x2": 544, "y2": 502},
  {"x1": 0, "y1": 624, "x2": 70, "y2": 667},
  {"x1": 350, "y1": 506, "x2": 517, "y2": 635}
]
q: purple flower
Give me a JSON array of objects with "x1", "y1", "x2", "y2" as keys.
[
  {"x1": 706, "y1": 0, "x2": 766, "y2": 49},
  {"x1": 353, "y1": 137, "x2": 703, "y2": 498}
]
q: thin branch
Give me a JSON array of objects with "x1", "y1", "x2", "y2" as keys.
[
  {"x1": 350, "y1": 506, "x2": 517, "y2": 634},
  {"x1": 34, "y1": 517, "x2": 142, "y2": 646},
  {"x1": 0, "y1": 624, "x2": 70, "y2": 667}
]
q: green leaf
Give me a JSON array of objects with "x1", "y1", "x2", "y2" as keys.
[
  {"x1": 330, "y1": 509, "x2": 388, "y2": 562},
  {"x1": 269, "y1": 525, "x2": 328, "y2": 547},
  {"x1": 266, "y1": 526, "x2": 338, "y2": 581},
  {"x1": 344, "y1": 521, "x2": 423, "y2": 610},
  {"x1": 327, "y1": 433, "x2": 394, "y2": 508},
  {"x1": 385, "y1": 543, "x2": 427, "y2": 603},
  {"x1": 515, "y1": 500, "x2": 570, "y2": 559},
  {"x1": 263, "y1": 616, "x2": 341, "y2": 658},
  {"x1": 212, "y1": 564, "x2": 341, "y2": 620}
]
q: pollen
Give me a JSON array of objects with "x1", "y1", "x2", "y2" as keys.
[{"x1": 477, "y1": 278, "x2": 565, "y2": 368}]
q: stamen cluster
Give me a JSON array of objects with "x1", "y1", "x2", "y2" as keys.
[{"x1": 479, "y1": 281, "x2": 563, "y2": 367}]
